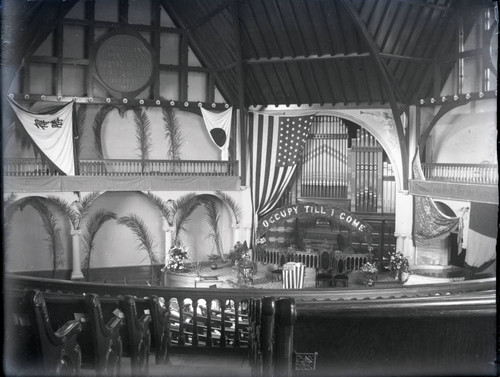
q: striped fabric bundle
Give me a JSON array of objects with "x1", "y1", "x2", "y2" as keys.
[{"x1": 282, "y1": 262, "x2": 305, "y2": 289}]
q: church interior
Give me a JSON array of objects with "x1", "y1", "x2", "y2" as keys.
[{"x1": 2, "y1": 0, "x2": 497, "y2": 376}]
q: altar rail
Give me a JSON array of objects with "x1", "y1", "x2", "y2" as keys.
[
  {"x1": 421, "y1": 163, "x2": 498, "y2": 185},
  {"x1": 3, "y1": 158, "x2": 238, "y2": 177},
  {"x1": 258, "y1": 249, "x2": 369, "y2": 271}
]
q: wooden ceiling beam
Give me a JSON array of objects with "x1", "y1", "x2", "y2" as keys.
[
  {"x1": 339, "y1": 0, "x2": 409, "y2": 190},
  {"x1": 160, "y1": 0, "x2": 232, "y2": 103},
  {"x1": 187, "y1": 1, "x2": 230, "y2": 31},
  {"x1": 245, "y1": 52, "x2": 432, "y2": 65}
]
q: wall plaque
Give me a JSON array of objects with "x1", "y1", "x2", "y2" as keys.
[{"x1": 95, "y1": 30, "x2": 154, "y2": 96}]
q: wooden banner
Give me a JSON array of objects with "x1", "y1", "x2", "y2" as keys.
[{"x1": 257, "y1": 202, "x2": 372, "y2": 241}]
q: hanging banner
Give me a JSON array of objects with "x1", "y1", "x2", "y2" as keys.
[
  {"x1": 256, "y1": 202, "x2": 372, "y2": 242},
  {"x1": 200, "y1": 106, "x2": 232, "y2": 160},
  {"x1": 9, "y1": 98, "x2": 75, "y2": 175}
]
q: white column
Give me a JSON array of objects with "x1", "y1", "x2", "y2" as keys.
[
  {"x1": 394, "y1": 190, "x2": 416, "y2": 265},
  {"x1": 70, "y1": 228, "x2": 84, "y2": 280},
  {"x1": 161, "y1": 219, "x2": 175, "y2": 286}
]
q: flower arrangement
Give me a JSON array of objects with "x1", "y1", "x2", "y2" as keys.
[
  {"x1": 166, "y1": 242, "x2": 190, "y2": 272},
  {"x1": 361, "y1": 261, "x2": 378, "y2": 286},
  {"x1": 386, "y1": 250, "x2": 411, "y2": 281}
]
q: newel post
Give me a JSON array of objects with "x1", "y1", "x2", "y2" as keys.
[
  {"x1": 274, "y1": 297, "x2": 296, "y2": 377},
  {"x1": 70, "y1": 228, "x2": 84, "y2": 280},
  {"x1": 261, "y1": 297, "x2": 276, "y2": 377}
]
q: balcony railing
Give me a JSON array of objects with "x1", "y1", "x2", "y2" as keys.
[
  {"x1": 421, "y1": 163, "x2": 498, "y2": 185},
  {"x1": 3, "y1": 158, "x2": 239, "y2": 177}
]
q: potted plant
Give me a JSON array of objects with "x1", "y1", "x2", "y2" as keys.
[
  {"x1": 225, "y1": 241, "x2": 256, "y2": 287},
  {"x1": 386, "y1": 250, "x2": 411, "y2": 282},
  {"x1": 208, "y1": 254, "x2": 221, "y2": 270},
  {"x1": 361, "y1": 261, "x2": 378, "y2": 286}
]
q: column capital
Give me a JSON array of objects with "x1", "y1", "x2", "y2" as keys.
[{"x1": 71, "y1": 228, "x2": 83, "y2": 236}]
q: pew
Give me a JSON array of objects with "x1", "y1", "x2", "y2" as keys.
[
  {"x1": 135, "y1": 295, "x2": 170, "y2": 365},
  {"x1": 5, "y1": 289, "x2": 82, "y2": 376},
  {"x1": 98, "y1": 295, "x2": 151, "y2": 377},
  {"x1": 40, "y1": 292, "x2": 123, "y2": 377}
]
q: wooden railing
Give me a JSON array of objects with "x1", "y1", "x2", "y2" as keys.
[
  {"x1": 421, "y1": 163, "x2": 498, "y2": 185},
  {"x1": 5, "y1": 274, "x2": 496, "y2": 376},
  {"x1": 3, "y1": 158, "x2": 239, "y2": 177}
]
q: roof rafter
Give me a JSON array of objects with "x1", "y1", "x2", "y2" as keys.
[{"x1": 339, "y1": 0, "x2": 409, "y2": 189}]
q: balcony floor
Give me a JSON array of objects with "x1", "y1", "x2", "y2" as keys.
[{"x1": 3, "y1": 174, "x2": 241, "y2": 192}]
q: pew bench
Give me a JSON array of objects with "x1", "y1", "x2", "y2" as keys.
[
  {"x1": 5, "y1": 289, "x2": 82, "y2": 376},
  {"x1": 41, "y1": 292, "x2": 123, "y2": 377},
  {"x1": 135, "y1": 295, "x2": 170, "y2": 365},
  {"x1": 97, "y1": 295, "x2": 152, "y2": 377}
]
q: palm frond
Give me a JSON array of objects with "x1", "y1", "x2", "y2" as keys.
[
  {"x1": 145, "y1": 192, "x2": 174, "y2": 224},
  {"x1": 75, "y1": 104, "x2": 87, "y2": 157},
  {"x1": 201, "y1": 196, "x2": 224, "y2": 260},
  {"x1": 173, "y1": 194, "x2": 201, "y2": 241},
  {"x1": 46, "y1": 195, "x2": 78, "y2": 229},
  {"x1": 92, "y1": 105, "x2": 115, "y2": 159},
  {"x1": 133, "y1": 108, "x2": 153, "y2": 169},
  {"x1": 161, "y1": 103, "x2": 183, "y2": 160},
  {"x1": 76, "y1": 192, "x2": 102, "y2": 228},
  {"x1": 17, "y1": 197, "x2": 63, "y2": 278},
  {"x1": 215, "y1": 190, "x2": 242, "y2": 224},
  {"x1": 117, "y1": 214, "x2": 160, "y2": 265},
  {"x1": 43, "y1": 211, "x2": 63, "y2": 278},
  {"x1": 82, "y1": 210, "x2": 117, "y2": 280}
]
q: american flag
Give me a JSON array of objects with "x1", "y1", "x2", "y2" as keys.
[{"x1": 247, "y1": 112, "x2": 314, "y2": 216}]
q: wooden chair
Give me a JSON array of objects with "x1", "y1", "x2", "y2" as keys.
[
  {"x1": 333, "y1": 257, "x2": 349, "y2": 287},
  {"x1": 316, "y1": 250, "x2": 334, "y2": 287},
  {"x1": 271, "y1": 253, "x2": 287, "y2": 281}
]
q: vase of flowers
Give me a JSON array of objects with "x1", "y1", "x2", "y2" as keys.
[
  {"x1": 361, "y1": 261, "x2": 378, "y2": 286},
  {"x1": 386, "y1": 250, "x2": 411, "y2": 282},
  {"x1": 166, "y1": 242, "x2": 190, "y2": 272}
]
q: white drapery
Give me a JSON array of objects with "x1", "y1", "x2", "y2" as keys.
[
  {"x1": 9, "y1": 98, "x2": 75, "y2": 175},
  {"x1": 200, "y1": 106, "x2": 232, "y2": 160}
]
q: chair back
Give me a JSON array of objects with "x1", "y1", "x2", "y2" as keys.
[
  {"x1": 318, "y1": 250, "x2": 331, "y2": 272},
  {"x1": 337, "y1": 258, "x2": 344, "y2": 274}
]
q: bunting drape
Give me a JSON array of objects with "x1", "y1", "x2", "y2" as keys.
[
  {"x1": 412, "y1": 152, "x2": 461, "y2": 244},
  {"x1": 9, "y1": 98, "x2": 75, "y2": 175}
]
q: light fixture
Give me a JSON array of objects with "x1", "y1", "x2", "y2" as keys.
[{"x1": 123, "y1": 98, "x2": 128, "y2": 104}]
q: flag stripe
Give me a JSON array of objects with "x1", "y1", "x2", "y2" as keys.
[{"x1": 248, "y1": 112, "x2": 313, "y2": 217}]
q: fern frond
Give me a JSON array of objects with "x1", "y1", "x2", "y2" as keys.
[
  {"x1": 215, "y1": 190, "x2": 242, "y2": 224},
  {"x1": 118, "y1": 214, "x2": 160, "y2": 265},
  {"x1": 92, "y1": 105, "x2": 115, "y2": 159}
]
